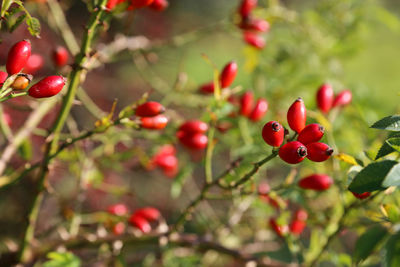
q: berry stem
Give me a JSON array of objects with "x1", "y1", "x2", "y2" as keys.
[
  {"x1": 0, "y1": 91, "x2": 28, "y2": 103},
  {"x1": 18, "y1": 1, "x2": 108, "y2": 262},
  {"x1": 205, "y1": 126, "x2": 216, "y2": 184}
]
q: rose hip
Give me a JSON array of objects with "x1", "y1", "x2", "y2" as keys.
[
  {"x1": 316, "y1": 83, "x2": 334, "y2": 113},
  {"x1": 129, "y1": 214, "x2": 151, "y2": 233},
  {"x1": 140, "y1": 115, "x2": 168, "y2": 130},
  {"x1": 149, "y1": 0, "x2": 168, "y2": 11},
  {"x1": 306, "y1": 142, "x2": 333, "y2": 162},
  {"x1": 298, "y1": 174, "x2": 333, "y2": 191},
  {"x1": 279, "y1": 141, "x2": 307, "y2": 164},
  {"x1": 6, "y1": 40, "x2": 31, "y2": 75},
  {"x1": 135, "y1": 101, "x2": 165, "y2": 117},
  {"x1": 243, "y1": 32, "x2": 266, "y2": 49},
  {"x1": 28, "y1": 75, "x2": 66, "y2": 98},
  {"x1": 220, "y1": 61, "x2": 238, "y2": 89},
  {"x1": 24, "y1": 54, "x2": 44, "y2": 74},
  {"x1": 134, "y1": 207, "x2": 161, "y2": 222},
  {"x1": 262, "y1": 121, "x2": 285, "y2": 147},
  {"x1": 332, "y1": 90, "x2": 352, "y2": 108},
  {"x1": 287, "y1": 97, "x2": 306, "y2": 133},
  {"x1": 249, "y1": 98, "x2": 268, "y2": 121},
  {"x1": 52, "y1": 46, "x2": 69, "y2": 67},
  {"x1": 240, "y1": 91, "x2": 254, "y2": 117},
  {"x1": 297, "y1": 124, "x2": 324, "y2": 145}
]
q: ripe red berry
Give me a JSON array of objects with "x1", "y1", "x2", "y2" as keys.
[
  {"x1": 351, "y1": 191, "x2": 371, "y2": 199},
  {"x1": 279, "y1": 141, "x2": 307, "y2": 164},
  {"x1": 298, "y1": 174, "x2": 333, "y2": 191},
  {"x1": 287, "y1": 97, "x2": 307, "y2": 133},
  {"x1": 107, "y1": 203, "x2": 129, "y2": 216},
  {"x1": 289, "y1": 220, "x2": 306, "y2": 235},
  {"x1": 149, "y1": 0, "x2": 168, "y2": 11},
  {"x1": 240, "y1": 18, "x2": 270, "y2": 33},
  {"x1": 11, "y1": 74, "x2": 31, "y2": 90},
  {"x1": 238, "y1": 0, "x2": 257, "y2": 17},
  {"x1": 306, "y1": 142, "x2": 333, "y2": 162},
  {"x1": 134, "y1": 207, "x2": 161, "y2": 222},
  {"x1": 129, "y1": 214, "x2": 151, "y2": 233},
  {"x1": 249, "y1": 98, "x2": 268, "y2": 121},
  {"x1": 239, "y1": 91, "x2": 254, "y2": 117},
  {"x1": 199, "y1": 82, "x2": 215, "y2": 94},
  {"x1": 243, "y1": 32, "x2": 266, "y2": 49},
  {"x1": 112, "y1": 222, "x2": 126, "y2": 235},
  {"x1": 6, "y1": 40, "x2": 31, "y2": 75},
  {"x1": 24, "y1": 54, "x2": 44, "y2": 74},
  {"x1": 316, "y1": 83, "x2": 334, "y2": 113},
  {"x1": 269, "y1": 218, "x2": 288, "y2": 237},
  {"x1": 28, "y1": 75, "x2": 66, "y2": 98},
  {"x1": 220, "y1": 61, "x2": 238, "y2": 89},
  {"x1": 52, "y1": 46, "x2": 69, "y2": 67},
  {"x1": 297, "y1": 124, "x2": 324, "y2": 145},
  {"x1": 106, "y1": 0, "x2": 124, "y2": 10},
  {"x1": 332, "y1": 90, "x2": 352, "y2": 108},
  {"x1": 178, "y1": 132, "x2": 208, "y2": 150},
  {"x1": 0, "y1": 71, "x2": 8, "y2": 87},
  {"x1": 128, "y1": 0, "x2": 154, "y2": 9},
  {"x1": 293, "y1": 209, "x2": 308, "y2": 221},
  {"x1": 135, "y1": 101, "x2": 165, "y2": 117},
  {"x1": 156, "y1": 154, "x2": 178, "y2": 171},
  {"x1": 262, "y1": 121, "x2": 285, "y2": 147},
  {"x1": 140, "y1": 115, "x2": 168, "y2": 130},
  {"x1": 179, "y1": 120, "x2": 208, "y2": 134}
]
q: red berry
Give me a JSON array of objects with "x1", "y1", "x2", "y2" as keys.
[
  {"x1": 107, "y1": 203, "x2": 129, "y2": 216},
  {"x1": 135, "y1": 101, "x2": 165, "y2": 117},
  {"x1": 306, "y1": 142, "x2": 333, "y2": 162},
  {"x1": 178, "y1": 132, "x2": 208, "y2": 150},
  {"x1": 239, "y1": 91, "x2": 254, "y2": 117},
  {"x1": 351, "y1": 191, "x2": 371, "y2": 199},
  {"x1": 220, "y1": 61, "x2": 238, "y2": 89},
  {"x1": 239, "y1": 0, "x2": 257, "y2": 17},
  {"x1": 6, "y1": 40, "x2": 31, "y2": 75},
  {"x1": 279, "y1": 141, "x2": 307, "y2": 164},
  {"x1": 24, "y1": 54, "x2": 44, "y2": 74},
  {"x1": 3, "y1": 112, "x2": 12, "y2": 127},
  {"x1": 298, "y1": 174, "x2": 333, "y2": 191},
  {"x1": 199, "y1": 82, "x2": 215, "y2": 94},
  {"x1": 332, "y1": 90, "x2": 352, "y2": 108},
  {"x1": 0, "y1": 71, "x2": 8, "y2": 87},
  {"x1": 52, "y1": 46, "x2": 69, "y2": 67},
  {"x1": 134, "y1": 207, "x2": 160, "y2": 222},
  {"x1": 287, "y1": 97, "x2": 307, "y2": 133},
  {"x1": 149, "y1": 0, "x2": 168, "y2": 11},
  {"x1": 297, "y1": 123, "x2": 324, "y2": 145},
  {"x1": 106, "y1": 0, "x2": 120, "y2": 10},
  {"x1": 269, "y1": 218, "x2": 288, "y2": 237},
  {"x1": 128, "y1": 0, "x2": 154, "y2": 9},
  {"x1": 140, "y1": 115, "x2": 168, "y2": 130},
  {"x1": 289, "y1": 220, "x2": 306, "y2": 235},
  {"x1": 293, "y1": 209, "x2": 308, "y2": 221},
  {"x1": 316, "y1": 83, "x2": 334, "y2": 113},
  {"x1": 249, "y1": 98, "x2": 268, "y2": 121},
  {"x1": 178, "y1": 120, "x2": 208, "y2": 134},
  {"x1": 112, "y1": 222, "x2": 126, "y2": 235},
  {"x1": 129, "y1": 214, "x2": 151, "y2": 233},
  {"x1": 28, "y1": 75, "x2": 66, "y2": 98},
  {"x1": 156, "y1": 154, "x2": 178, "y2": 171},
  {"x1": 243, "y1": 32, "x2": 266, "y2": 49},
  {"x1": 240, "y1": 18, "x2": 270, "y2": 33},
  {"x1": 262, "y1": 121, "x2": 284, "y2": 147}
]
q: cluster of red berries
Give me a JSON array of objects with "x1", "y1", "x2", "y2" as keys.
[
  {"x1": 237, "y1": 0, "x2": 270, "y2": 49},
  {"x1": 199, "y1": 61, "x2": 238, "y2": 94},
  {"x1": 148, "y1": 144, "x2": 178, "y2": 178},
  {"x1": 269, "y1": 209, "x2": 308, "y2": 237},
  {"x1": 1, "y1": 40, "x2": 66, "y2": 98},
  {"x1": 262, "y1": 98, "x2": 333, "y2": 164},
  {"x1": 107, "y1": 204, "x2": 161, "y2": 234},
  {"x1": 177, "y1": 120, "x2": 209, "y2": 150},
  {"x1": 316, "y1": 83, "x2": 352, "y2": 114},
  {"x1": 135, "y1": 101, "x2": 168, "y2": 130},
  {"x1": 234, "y1": 91, "x2": 268, "y2": 122},
  {"x1": 106, "y1": 0, "x2": 168, "y2": 12}
]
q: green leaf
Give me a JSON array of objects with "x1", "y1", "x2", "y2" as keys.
[
  {"x1": 384, "y1": 232, "x2": 400, "y2": 267},
  {"x1": 371, "y1": 115, "x2": 400, "y2": 131},
  {"x1": 353, "y1": 225, "x2": 388, "y2": 264},
  {"x1": 43, "y1": 252, "x2": 81, "y2": 267},
  {"x1": 375, "y1": 132, "x2": 400, "y2": 160},
  {"x1": 382, "y1": 163, "x2": 400, "y2": 187},
  {"x1": 26, "y1": 17, "x2": 41, "y2": 37},
  {"x1": 9, "y1": 13, "x2": 26, "y2": 32},
  {"x1": 386, "y1": 137, "x2": 400, "y2": 153},
  {"x1": 348, "y1": 160, "x2": 397, "y2": 193},
  {"x1": 17, "y1": 139, "x2": 32, "y2": 160}
]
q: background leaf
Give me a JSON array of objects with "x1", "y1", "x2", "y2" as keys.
[
  {"x1": 384, "y1": 232, "x2": 400, "y2": 267},
  {"x1": 371, "y1": 115, "x2": 400, "y2": 131},
  {"x1": 353, "y1": 225, "x2": 388, "y2": 264}
]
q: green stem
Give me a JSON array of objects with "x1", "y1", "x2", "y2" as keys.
[
  {"x1": 0, "y1": 91, "x2": 28, "y2": 103},
  {"x1": 18, "y1": 1, "x2": 108, "y2": 263},
  {"x1": 205, "y1": 126, "x2": 215, "y2": 184}
]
